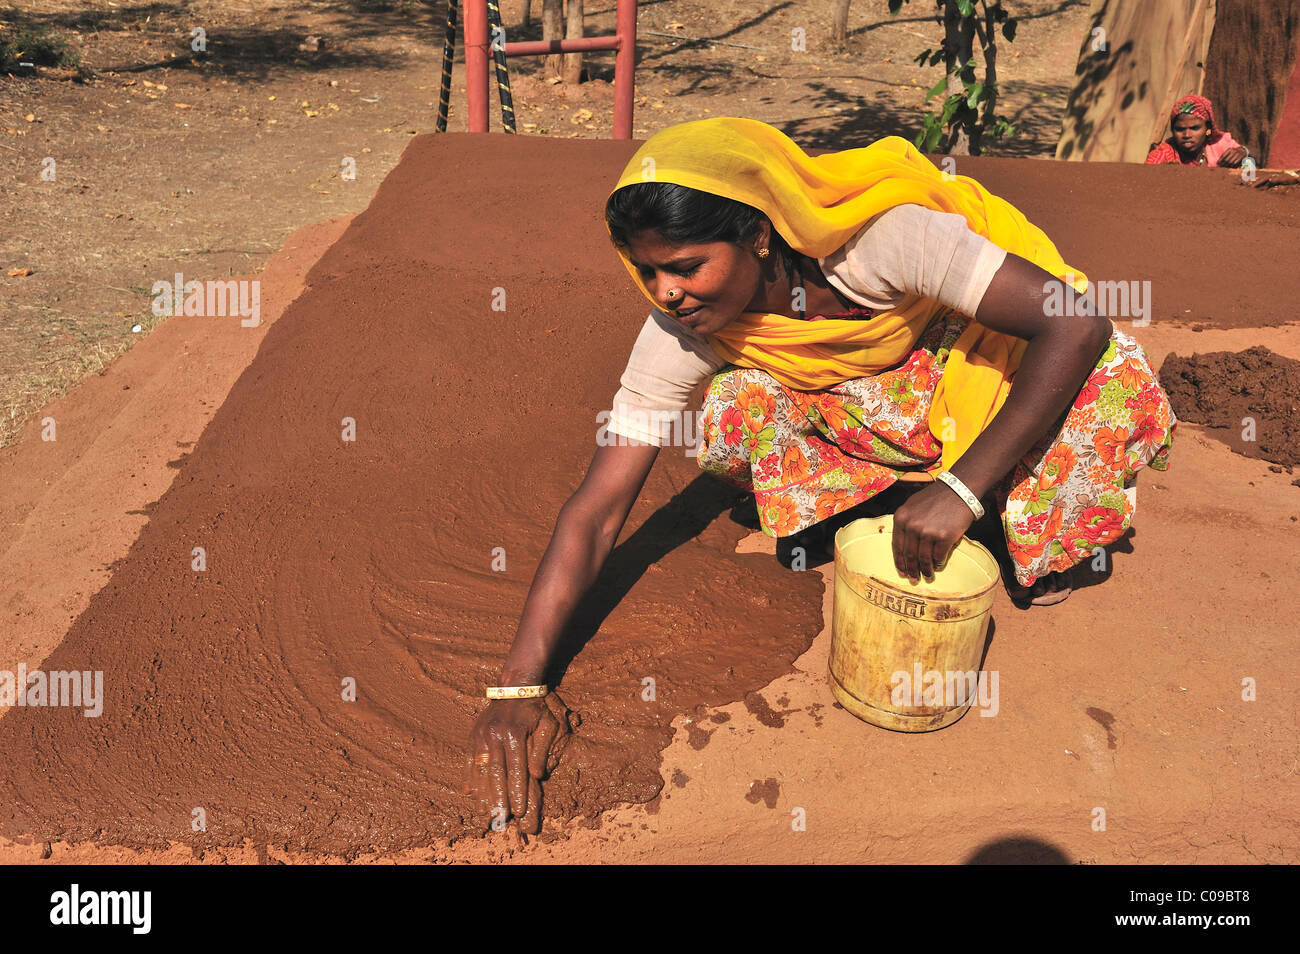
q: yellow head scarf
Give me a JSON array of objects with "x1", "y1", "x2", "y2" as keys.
[{"x1": 606, "y1": 117, "x2": 1088, "y2": 470}]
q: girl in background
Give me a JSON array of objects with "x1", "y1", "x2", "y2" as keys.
[{"x1": 1146, "y1": 94, "x2": 1250, "y2": 167}]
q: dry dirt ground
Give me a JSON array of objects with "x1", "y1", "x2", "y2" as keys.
[{"x1": 1, "y1": 0, "x2": 1092, "y2": 447}]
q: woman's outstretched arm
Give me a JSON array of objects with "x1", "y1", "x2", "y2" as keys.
[
  {"x1": 892, "y1": 252, "x2": 1113, "y2": 583},
  {"x1": 465, "y1": 439, "x2": 660, "y2": 834}
]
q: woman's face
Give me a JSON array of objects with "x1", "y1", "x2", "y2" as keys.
[
  {"x1": 622, "y1": 224, "x2": 776, "y2": 336},
  {"x1": 1172, "y1": 114, "x2": 1209, "y2": 155}
]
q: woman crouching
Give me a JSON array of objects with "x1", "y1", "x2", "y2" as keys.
[{"x1": 466, "y1": 118, "x2": 1176, "y2": 834}]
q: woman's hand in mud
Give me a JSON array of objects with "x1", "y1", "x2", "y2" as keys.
[
  {"x1": 891, "y1": 483, "x2": 977, "y2": 585},
  {"x1": 464, "y1": 692, "x2": 573, "y2": 836}
]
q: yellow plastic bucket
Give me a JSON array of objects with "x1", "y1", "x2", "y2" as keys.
[{"x1": 828, "y1": 514, "x2": 999, "y2": 731}]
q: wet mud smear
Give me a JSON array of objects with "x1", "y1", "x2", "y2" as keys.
[
  {"x1": 1159, "y1": 346, "x2": 1300, "y2": 468},
  {"x1": 685, "y1": 722, "x2": 716, "y2": 751},
  {"x1": 0, "y1": 133, "x2": 825, "y2": 854},
  {"x1": 743, "y1": 690, "x2": 787, "y2": 729},
  {"x1": 745, "y1": 778, "x2": 781, "y2": 809},
  {"x1": 1085, "y1": 706, "x2": 1118, "y2": 751}
]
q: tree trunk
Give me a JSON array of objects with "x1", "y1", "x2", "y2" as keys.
[
  {"x1": 542, "y1": 0, "x2": 564, "y2": 79},
  {"x1": 973, "y1": 1, "x2": 998, "y2": 156},
  {"x1": 832, "y1": 0, "x2": 852, "y2": 48},
  {"x1": 562, "y1": 0, "x2": 584, "y2": 84},
  {"x1": 941, "y1": 0, "x2": 976, "y2": 155}
]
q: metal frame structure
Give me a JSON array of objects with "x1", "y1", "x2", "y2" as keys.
[{"x1": 439, "y1": 0, "x2": 639, "y2": 139}]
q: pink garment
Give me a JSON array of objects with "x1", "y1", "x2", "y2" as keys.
[{"x1": 1205, "y1": 131, "x2": 1246, "y2": 165}]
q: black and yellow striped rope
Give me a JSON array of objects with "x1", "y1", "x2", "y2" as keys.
[
  {"x1": 436, "y1": 0, "x2": 457, "y2": 132},
  {"x1": 436, "y1": 1, "x2": 517, "y2": 134},
  {"x1": 486, "y1": 0, "x2": 516, "y2": 133}
]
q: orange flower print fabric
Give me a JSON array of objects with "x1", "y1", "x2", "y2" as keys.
[
  {"x1": 995, "y1": 330, "x2": 1175, "y2": 583},
  {"x1": 695, "y1": 313, "x2": 1176, "y2": 588}
]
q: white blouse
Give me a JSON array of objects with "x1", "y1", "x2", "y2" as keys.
[{"x1": 605, "y1": 202, "x2": 1010, "y2": 446}]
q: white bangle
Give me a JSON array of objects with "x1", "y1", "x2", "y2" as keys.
[
  {"x1": 485, "y1": 684, "x2": 548, "y2": 700},
  {"x1": 935, "y1": 470, "x2": 985, "y2": 520}
]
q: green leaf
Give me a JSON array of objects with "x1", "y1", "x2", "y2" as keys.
[
  {"x1": 914, "y1": 48, "x2": 933, "y2": 65},
  {"x1": 1002, "y1": 19, "x2": 1018, "y2": 41},
  {"x1": 939, "y1": 95, "x2": 961, "y2": 125},
  {"x1": 888, "y1": 0, "x2": 905, "y2": 14},
  {"x1": 925, "y1": 75, "x2": 948, "y2": 102},
  {"x1": 965, "y1": 82, "x2": 984, "y2": 108},
  {"x1": 916, "y1": 112, "x2": 944, "y2": 152},
  {"x1": 990, "y1": 116, "x2": 1018, "y2": 139},
  {"x1": 956, "y1": 0, "x2": 975, "y2": 16}
]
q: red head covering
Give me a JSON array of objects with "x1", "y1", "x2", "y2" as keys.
[{"x1": 1170, "y1": 94, "x2": 1223, "y2": 143}]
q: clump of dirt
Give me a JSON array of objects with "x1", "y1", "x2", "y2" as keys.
[
  {"x1": 744, "y1": 778, "x2": 780, "y2": 809},
  {"x1": 1159, "y1": 346, "x2": 1300, "y2": 469}
]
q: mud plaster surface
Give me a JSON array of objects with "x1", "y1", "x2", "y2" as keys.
[
  {"x1": 2, "y1": 132, "x2": 1298, "y2": 862},
  {"x1": 0, "y1": 134, "x2": 825, "y2": 854}
]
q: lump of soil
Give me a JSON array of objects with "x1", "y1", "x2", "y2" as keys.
[{"x1": 1158, "y1": 346, "x2": 1300, "y2": 468}]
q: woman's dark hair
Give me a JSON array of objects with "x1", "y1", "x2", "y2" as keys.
[{"x1": 605, "y1": 182, "x2": 799, "y2": 277}]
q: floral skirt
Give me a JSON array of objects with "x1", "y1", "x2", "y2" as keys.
[{"x1": 696, "y1": 312, "x2": 1177, "y2": 587}]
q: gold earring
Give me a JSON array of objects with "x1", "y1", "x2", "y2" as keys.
[{"x1": 757, "y1": 247, "x2": 770, "y2": 259}]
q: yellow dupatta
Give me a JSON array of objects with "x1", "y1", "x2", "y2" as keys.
[{"x1": 606, "y1": 117, "x2": 1089, "y2": 470}]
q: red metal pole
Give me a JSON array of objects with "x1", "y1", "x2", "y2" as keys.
[
  {"x1": 502, "y1": 37, "x2": 619, "y2": 55},
  {"x1": 462, "y1": 0, "x2": 635, "y2": 138},
  {"x1": 613, "y1": 0, "x2": 637, "y2": 139},
  {"x1": 464, "y1": 0, "x2": 490, "y2": 132}
]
